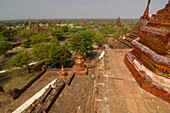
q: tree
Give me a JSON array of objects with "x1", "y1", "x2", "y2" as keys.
[
  {"x1": 6, "y1": 51, "x2": 32, "y2": 73},
  {"x1": 0, "y1": 29, "x2": 18, "y2": 41},
  {"x1": 0, "y1": 23, "x2": 4, "y2": 27},
  {"x1": 0, "y1": 30, "x2": 11, "y2": 40},
  {"x1": 113, "y1": 28, "x2": 129, "y2": 39},
  {"x1": 0, "y1": 40, "x2": 12, "y2": 56},
  {"x1": 93, "y1": 32, "x2": 104, "y2": 43},
  {"x1": 61, "y1": 26, "x2": 69, "y2": 33},
  {"x1": 49, "y1": 43, "x2": 72, "y2": 66},
  {"x1": 21, "y1": 39, "x2": 31, "y2": 48},
  {"x1": 0, "y1": 36, "x2": 8, "y2": 41},
  {"x1": 24, "y1": 21, "x2": 29, "y2": 27},
  {"x1": 32, "y1": 42, "x2": 72, "y2": 66},
  {"x1": 17, "y1": 29, "x2": 35, "y2": 39},
  {"x1": 32, "y1": 43, "x2": 51, "y2": 63},
  {"x1": 51, "y1": 29, "x2": 63, "y2": 40},
  {"x1": 58, "y1": 45, "x2": 72, "y2": 65},
  {"x1": 49, "y1": 38, "x2": 60, "y2": 45},
  {"x1": 29, "y1": 33, "x2": 49, "y2": 44},
  {"x1": 68, "y1": 30, "x2": 95, "y2": 54},
  {"x1": 69, "y1": 28, "x2": 84, "y2": 34}
]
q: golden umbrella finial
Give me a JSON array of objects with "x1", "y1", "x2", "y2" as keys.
[{"x1": 60, "y1": 65, "x2": 67, "y2": 78}]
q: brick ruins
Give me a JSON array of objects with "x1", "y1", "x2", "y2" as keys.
[{"x1": 27, "y1": 20, "x2": 44, "y2": 33}]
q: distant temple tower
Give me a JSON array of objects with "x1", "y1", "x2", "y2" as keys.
[
  {"x1": 27, "y1": 20, "x2": 34, "y2": 30},
  {"x1": 113, "y1": 16, "x2": 124, "y2": 28},
  {"x1": 27, "y1": 20, "x2": 44, "y2": 33},
  {"x1": 120, "y1": 0, "x2": 151, "y2": 48},
  {"x1": 124, "y1": 0, "x2": 170, "y2": 102}
]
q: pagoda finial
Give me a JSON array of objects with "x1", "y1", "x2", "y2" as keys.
[
  {"x1": 166, "y1": 0, "x2": 170, "y2": 7},
  {"x1": 140, "y1": 0, "x2": 151, "y2": 20},
  {"x1": 60, "y1": 65, "x2": 67, "y2": 78},
  {"x1": 27, "y1": 20, "x2": 33, "y2": 29},
  {"x1": 77, "y1": 50, "x2": 82, "y2": 58},
  {"x1": 74, "y1": 50, "x2": 85, "y2": 71},
  {"x1": 36, "y1": 21, "x2": 39, "y2": 25}
]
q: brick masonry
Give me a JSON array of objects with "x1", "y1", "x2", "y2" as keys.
[{"x1": 94, "y1": 49, "x2": 170, "y2": 113}]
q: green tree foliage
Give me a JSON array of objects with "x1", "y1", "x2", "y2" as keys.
[
  {"x1": 29, "y1": 33, "x2": 49, "y2": 44},
  {"x1": 0, "y1": 40, "x2": 12, "y2": 56},
  {"x1": 0, "y1": 36, "x2": 8, "y2": 41},
  {"x1": 93, "y1": 32, "x2": 104, "y2": 43},
  {"x1": 6, "y1": 51, "x2": 32, "y2": 73},
  {"x1": 32, "y1": 43, "x2": 50, "y2": 62},
  {"x1": 61, "y1": 26, "x2": 69, "y2": 33},
  {"x1": 68, "y1": 30, "x2": 95, "y2": 54},
  {"x1": 51, "y1": 29, "x2": 63, "y2": 40},
  {"x1": 113, "y1": 28, "x2": 129, "y2": 39},
  {"x1": 24, "y1": 21, "x2": 29, "y2": 27},
  {"x1": 32, "y1": 41, "x2": 72, "y2": 66},
  {"x1": 49, "y1": 38, "x2": 60, "y2": 45},
  {"x1": 17, "y1": 29, "x2": 35, "y2": 39},
  {"x1": 21, "y1": 39, "x2": 31, "y2": 48},
  {"x1": 99, "y1": 27, "x2": 116, "y2": 35},
  {"x1": 10, "y1": 29, "x2": 18, "y2": 38},
  {"x1": 0, "y1": 29, "x2": 18, "y2": 41},
  {"x1": 0, "y1": 30, "x2": 10, "y2": 38},
  {"x1": 69, "y1": 28, "x2": 85, "y2": 34},
  {"x1": 0, "y1": 23, "x2": 4, "y2": 27},
  {"x1": 48, "y1": 44, "x2": 72, "y2": 65}
]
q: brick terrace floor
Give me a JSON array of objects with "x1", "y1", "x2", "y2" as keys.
[
  {"x1": 94, "y1": 49, "x2": 170, "y2": 113},
  {"x1": 1, "y1": 49, "x2": 170, "y2": 113},
  {"x1": 49, "y1": 74, "x2": 94, "y2": 113},
  {"x1": 0, "y1": 71, "x2": 60, "y2": 113}
]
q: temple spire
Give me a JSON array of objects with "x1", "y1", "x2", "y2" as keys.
[
  {"x1": 140, "y1": 0, "x2": 151, "y2": 20},
  {"x1": 166, "y1": 0, "x2": 170, "y2": 7},
  {"x1": 27, "y1": 20, "x2": 33, "y2": 29}
]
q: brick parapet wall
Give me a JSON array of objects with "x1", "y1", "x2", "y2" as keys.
[{"x1": 0, "y1": 70, "x2": 46, "y2": 100}]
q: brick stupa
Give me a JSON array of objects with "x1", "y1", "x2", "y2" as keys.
[
  {"x1": 124, "y1": 0, "x2": 170, "y2": 102},
  {"x1": 113, "y1": 16, "x2": 124, "y2": 28},
  {"x1": 27, "y1": 20, "x2": 44, "y2": 33}
]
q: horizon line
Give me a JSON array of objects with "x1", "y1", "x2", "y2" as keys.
[{"x1": 0, "y1": 17, "x2": 139, "y2": 21}]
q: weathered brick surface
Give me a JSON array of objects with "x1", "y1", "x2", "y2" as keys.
[
  {"x1": 94, "y1": 49, "x2": 170, "y2": 113},
  {"x1": 49, "y1": 75, "x2": 94, "y2": 113},
  {"x1": 1, "y1": 49, "x2": 170, "y2": 113}
]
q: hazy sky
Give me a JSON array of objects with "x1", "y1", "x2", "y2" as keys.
[{"x1": 0, "y1": 0, "x2": 168, "y2": 20}]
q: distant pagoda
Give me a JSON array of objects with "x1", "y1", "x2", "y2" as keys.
[
  {"x1": 113, "y1": 16, "x2": 124, "y2": 28},
  {"x1": 124, "y1": 0, "x2": 170, "y2": 102},
  {"x1": 27, "y1": 20, "x2": 44, "y2": 33}
]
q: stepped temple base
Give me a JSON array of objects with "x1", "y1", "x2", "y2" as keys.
[{"x1": 124, "y1": 52, "x2": 170, "y2": 102}]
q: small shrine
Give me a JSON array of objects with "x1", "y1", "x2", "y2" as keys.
[
  {"x1": 124, "y1": 0, "x2": 170, "y2": 102},
  {"x1": 73, "y1": 50, "x2": 87, "y2": 75}
]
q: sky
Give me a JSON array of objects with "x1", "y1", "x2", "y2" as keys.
[{"x1": 0, "y1": 0, "x2": 168, "y2": 20}]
